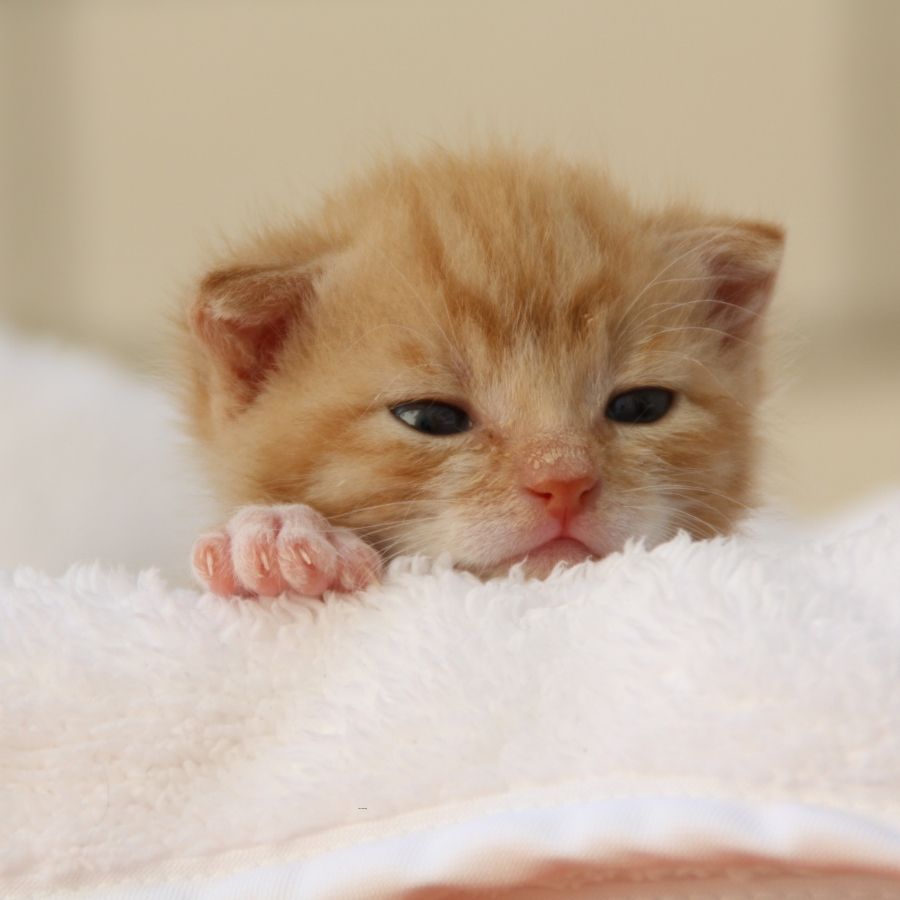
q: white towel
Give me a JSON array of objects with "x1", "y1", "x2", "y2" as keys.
[{"x1": 3, "y1": 493, "x2": 900, "y2": 898}]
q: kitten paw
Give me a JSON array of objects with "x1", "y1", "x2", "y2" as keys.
[{"x1": 191, "y1": 504, "x2": 382, "y2": 599}]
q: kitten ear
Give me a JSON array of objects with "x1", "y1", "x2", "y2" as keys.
[
  {"x1": 189, "y1": 263, "x2": 316, "y2": 406},
  {"x1": 691, "y1": 221, "x2": 785, "y2": 345}
]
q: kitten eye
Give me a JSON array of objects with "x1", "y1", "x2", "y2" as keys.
[
  {"x1": 605, "y1": 387, "x2": 674, "y2": 424},
  {"x1": 390, "y1": 401, "x2": 472, "y2": 436}
]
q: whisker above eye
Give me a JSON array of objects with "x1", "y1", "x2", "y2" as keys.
[
  {"x1": 618, "y1": 292, "x2": 765, "y2": 350},
  {"x1": 637, "y1": 324, "x2": 761, "y2": 350},
  {"x1": 615, "y1": 224, "x2": 739, "y2": 336},
  {"x1": 641, "y1": 295, "x2": 767, "y2": 323},
  {"x1": 636, "y1": 347, "x2": 742, "y2": 400}
]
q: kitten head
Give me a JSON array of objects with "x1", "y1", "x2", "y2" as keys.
[{"x1": 182, "y1": 150, "x2": 783, "y2": 577}]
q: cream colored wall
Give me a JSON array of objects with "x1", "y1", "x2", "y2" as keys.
[{"x1": 2, "y1": 0, "x2": 899, "y2": 514}]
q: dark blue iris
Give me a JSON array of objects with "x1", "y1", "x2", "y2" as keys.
[
  {"x1": 391, "y1": 401, "x2": 472, "y2": 436},
  {"x1": 605, "y1": 387, "x2": 674, "y2": 424}
]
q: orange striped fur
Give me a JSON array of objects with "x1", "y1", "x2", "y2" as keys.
[{"x1": 179, "y1": 148, "x2": 783, "y2": 578}]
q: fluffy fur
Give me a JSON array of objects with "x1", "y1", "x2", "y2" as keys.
[{"x1": 180, "y1": 149, "x2": 783, "y2": 593}]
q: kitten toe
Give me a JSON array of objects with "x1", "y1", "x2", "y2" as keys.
[
  {"x1": 328, "y1": 527, "x2": 383, "y2": 592},
  {"x1": 191, "y1": 532, "x2": 243, "y2": 597},
  {"x1": 228, "y1": 507, "x2": 289, "y2": 597},
  {"x1": 275, "y1": 510, "x2": 338, "y2": 597}
]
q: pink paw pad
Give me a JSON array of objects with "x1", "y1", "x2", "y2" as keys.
[{"x1": 191, "y1": 532, "x2": 242, "y2": 597}]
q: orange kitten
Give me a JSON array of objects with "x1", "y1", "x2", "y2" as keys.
[{"x1": 180, "y1": 149, "x2": 783, "y2": 598}]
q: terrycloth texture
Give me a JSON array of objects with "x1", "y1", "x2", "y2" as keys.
[{"x1": 3, "y1": 495, "x2": 900, "y2": 898}]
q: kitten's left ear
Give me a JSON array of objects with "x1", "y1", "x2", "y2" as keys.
[{"x1": 689, "y1": 220, "x2": 785, "y2": 344}]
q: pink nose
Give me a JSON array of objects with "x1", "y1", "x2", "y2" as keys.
[{"x1": 525, "y1": 475, "x2": 598, "y2": 520}]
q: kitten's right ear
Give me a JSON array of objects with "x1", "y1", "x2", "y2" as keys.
[
  {"x1": 662, "y1": 218, "x2": 785, "y2": 347},
  {"x1": 189, "y1": 263, "x2": 316, "y2": 408}
]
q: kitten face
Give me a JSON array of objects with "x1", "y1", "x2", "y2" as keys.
[{"x1": 182, "y1": 151, "x2": 782, "y2": 578}]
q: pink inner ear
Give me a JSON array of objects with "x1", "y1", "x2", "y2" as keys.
[
  {"x1": 708, "y1": 267, "x2": 776, "y2": 343},
  {"x1": 193, "y1": 305, "x2": 294, "y2": 395},
  {"x1": 701, "y1": 224, "x2": 784, "y2": 345},
  {"x1": 238, "y1": 313, "x2": 294, "y2": 392},
  {"x1": 190, "y1": 265, "x2": 313, "y2": 404}
]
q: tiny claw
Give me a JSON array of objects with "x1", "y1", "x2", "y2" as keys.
[{"x1": 298, "y1": 548, "x2": 313, "y2": 566}]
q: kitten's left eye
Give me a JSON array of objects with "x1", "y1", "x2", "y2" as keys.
[
  {"x1": 390, "y1": 401, "x2": 472, "y2": 436},
  {"x1": 605, "y1": 387, "x2": 674, "y2": 424}
]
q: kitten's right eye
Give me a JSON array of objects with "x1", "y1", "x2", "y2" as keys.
[{"x1": 390, "y1": 401, "x2": 472, "y2": 436}]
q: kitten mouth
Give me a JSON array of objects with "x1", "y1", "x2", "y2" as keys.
[
  {"x1": 486, "y1": 536, "x2": 599, "y2": 579},
  {"x1": 523, "y1": 537, "x2": 596, "y2": 566}
]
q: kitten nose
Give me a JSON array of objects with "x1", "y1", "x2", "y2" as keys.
[{"x1": 525, "y1": 475, "x2": 598, "y2": 520}]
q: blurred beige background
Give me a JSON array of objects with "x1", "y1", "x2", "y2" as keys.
[{"x1": 1, "y1": 0, "x2": 898, "y2": 517}]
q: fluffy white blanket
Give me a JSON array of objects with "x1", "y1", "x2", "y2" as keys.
[
  {"x1": 3, "y1": 330, "x2": 900, "y2": 898},
  {"x1": 3, "y1": 498, "x2": 900, "y2": 898}
]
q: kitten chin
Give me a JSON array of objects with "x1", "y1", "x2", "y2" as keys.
[{"x1": 178, "y1": 147, "x2": 783, "y2": 594}]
